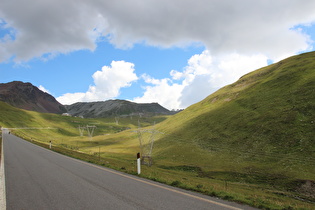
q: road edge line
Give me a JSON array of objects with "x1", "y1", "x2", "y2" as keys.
[{"x1": 0, "y1": 132, "x2": 6, "y2": 210}]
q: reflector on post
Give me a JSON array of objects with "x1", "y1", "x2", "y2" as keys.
[{"x1": 137, "y1": 152, "x2": 141, "y2": 175}]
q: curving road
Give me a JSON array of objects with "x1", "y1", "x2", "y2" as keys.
[{"x1": 2, "y1": 133, "x2": 255, "y2": 210}]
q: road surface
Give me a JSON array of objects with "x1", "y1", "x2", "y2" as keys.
[{"x1": 2, "y1": 133, "x2": 255, "y2": 209}]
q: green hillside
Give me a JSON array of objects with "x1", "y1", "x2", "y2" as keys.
[
  {"x1": 151, "y1": 51, "x2": 315, "y2": 207},
  {"x1": 0, "y1": 101, "x2": 167, "y2": 151},
  {"x1": 155, "y1": 51, "x2": 315, "y2": 174}
]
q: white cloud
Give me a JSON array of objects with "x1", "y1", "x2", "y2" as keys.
[
  {"x1": 134, "y1": 50, "x2": 268, "y2": 109},
  {"x1": 38, "y1": 85, "x2": 50, "y2": 94},
  {"x1": 133, "y1": 75, "x2": 184, "y2": 110},
  {"x1": 179, "y1": 52, "x2": 268, "y2": 108},
  {"x1": 57, "y1": 60, "x2": 138, "y2": 105},
  {"x1": 1, "y1": 0, "x2": 315, "y2": 62},
  {"x1": 0, "y1": 0, "x2": 106, "y2": 62},
  {"x1": 56, "y1": 92, "x2": 86, "y2": 105}
]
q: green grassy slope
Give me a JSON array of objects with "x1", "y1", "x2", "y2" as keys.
[
  {"x1": 0, "y1": 101, "x2": 167, "y2": 148},
  {"x1": 153, "y1": 52, "x2": 315, "y2": 192}
]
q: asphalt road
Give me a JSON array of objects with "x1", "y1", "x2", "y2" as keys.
[{"x1": 3, "y1": 133, "x2": 255, "y2": 210}]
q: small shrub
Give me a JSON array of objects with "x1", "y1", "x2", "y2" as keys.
[
  {"x1": 223, "y1": 195, "x2": 234, "y2": 200},
  {"x1": 171, "y1": 180, "x2": 182, "y2": 187}
]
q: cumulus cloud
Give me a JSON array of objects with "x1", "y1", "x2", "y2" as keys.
[
  {"x1": 179, "y1": 52, "x2": 268, "y2": 108},
  {"x1": 1, "y1": 0, "x2": 315, "y2": 62},
  {"x1": 56, "y1": 92, "x2": 86, "y2": 105},
  {"x1": 134, "y1": 50, "x2": 268, "y2": 109},
  {"x1": 0, "y1": 0, "x2": 106, "y2": 62},
  {"x1": 57, "y1": 60, "x2": 138, "y2": 105},
  {"x1": 133, "y1": 74, "x2": 184, "y2": 109},
  {"x1": 95, "y1": 0, "x2": 315, "y2": 59}
]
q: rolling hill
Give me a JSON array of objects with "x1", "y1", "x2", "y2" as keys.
[
  {"x1": 155, "y1": 51, "x2": 315, "y2": 162},
  {"x1": 0, "y1": 81, "x2": 174, "y2": 118},
  {"x1": 153, "y1": 51, "x2": 315, "y2": 190}
]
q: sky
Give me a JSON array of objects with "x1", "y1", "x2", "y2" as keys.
[{"x1": 1, "y1": 0, "x2": 315, "y2": 110}]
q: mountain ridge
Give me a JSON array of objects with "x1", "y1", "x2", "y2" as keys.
[
  {"x1": 65, "y1": 99, "x2": 174, "y2": 118},
  {"x1": 0, "y1": 81, "x2": 66, "y2": 114},
  {"x1": 0, "y1": 81, "x2": 174, "y2": 118}
]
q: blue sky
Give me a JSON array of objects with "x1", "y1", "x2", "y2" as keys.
[
  {"x1": 1, "y1": 0, "x2": 315, "y2": 110},
  {"x1": 0, "y1": 42, "x2": 204, "y2": 98}
]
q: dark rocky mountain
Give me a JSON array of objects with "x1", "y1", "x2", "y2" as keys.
[
  {"x1": 0, "y1": 81, "x2": 66, "y2": 114},
  {"x1": 65, "y1": 100, "x2": 173, "y2": 118}
]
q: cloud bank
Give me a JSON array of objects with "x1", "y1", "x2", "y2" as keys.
[{"x1": 1, "y1": 0, "x2": 315, "y2": 62}]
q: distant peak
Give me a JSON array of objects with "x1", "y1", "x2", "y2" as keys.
[{"x1": 0, "y1": 81, "x2": 66, "y2": 114}]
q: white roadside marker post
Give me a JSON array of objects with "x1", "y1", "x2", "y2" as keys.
[
  {"x1": 49, "y1": 141, "x2": 52, "y2": 149},
  {"x1": 137, "y1": 152, "x2": 141, "y2": 175}
]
